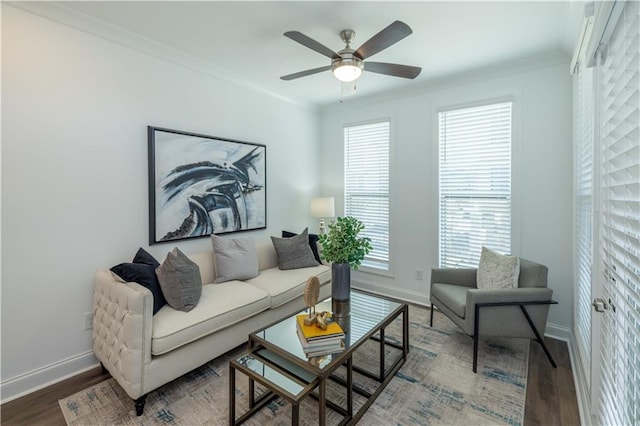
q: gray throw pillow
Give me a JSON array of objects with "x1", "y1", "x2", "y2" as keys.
[
  {"x1": 476, "y1": 246, "x2": 520, "y2": 290},
  {"x1": 271, "y1": 228, "x2": 319, "y2": 270},
  {"x1": 156, "y1": 247, "x2": 202, "y2": 312},
  {"x1": 211, "y1": 235, "x2": 259, "y2": 283}
]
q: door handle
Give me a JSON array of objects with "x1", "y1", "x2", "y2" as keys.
[{"x1": 593, "y1": 298, "x2": 608, "y2": 312}]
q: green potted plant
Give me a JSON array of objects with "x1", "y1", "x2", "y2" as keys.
[{"x1": 318, "y1": 216, "x2": 372, "y2": 318}]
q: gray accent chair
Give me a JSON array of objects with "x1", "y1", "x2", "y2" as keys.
[{"x1": 430, "y1": 258, "x2": 557, "y2": 372}]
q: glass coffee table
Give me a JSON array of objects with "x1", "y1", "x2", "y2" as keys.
[{"x1": 229, "y1": 290, "x2": 409, "y2": 425}]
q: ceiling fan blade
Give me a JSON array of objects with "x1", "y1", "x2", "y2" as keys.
[
  {"x1": 364, "y1": 62, "x2": 422, "y2": 79},
  {"x1": 280, "y1": 65, "x2": 331, "y2": 81},
  {"x1": 284, "y1": 31, "x2": 340, "y2": 60},
  {"x1": 354, "y1": 21, "x2": 413, "y2": 60}
]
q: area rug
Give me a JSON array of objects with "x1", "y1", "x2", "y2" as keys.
[{"x1": 59, "y1": 305, "x2": 529, "y2": 425}]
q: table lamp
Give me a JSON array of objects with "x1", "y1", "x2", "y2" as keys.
[{"x1": 310, "y1": 197, "x2": 335, "y2": 234}]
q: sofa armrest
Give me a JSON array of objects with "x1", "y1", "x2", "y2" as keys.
[
  {"x1": 430, "y1": 268, "x2": 477, "y2": 288},
  {"x1": 92, "y1": 269, "x2": 153, "y2": 399}
]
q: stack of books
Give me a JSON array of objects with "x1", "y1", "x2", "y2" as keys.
[{"x1": 295, "y1": 314, "x2": 345, "y2": 358}]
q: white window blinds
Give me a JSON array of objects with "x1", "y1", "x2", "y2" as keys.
[
  {"x1": 597, "y1": 1, "x2": 640, "y2": 424},
  {"x1": 344, "y1": 121, "x2": 390, "y2": 271},
  {"x1": 438, "y1": 102, "x2": 512, "y2": 268},
  {"x1": 574, "y1": 61, "x2": 595, "y2": 389}
]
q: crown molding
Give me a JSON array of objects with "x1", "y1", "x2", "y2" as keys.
[{"x1": 6, "y1": 1, "x2": 316, "y2": 112}]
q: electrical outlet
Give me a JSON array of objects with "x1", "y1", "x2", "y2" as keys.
[
  {"x1": 84, "y1": 312, "x2": 93, "y2": 330},
  {"x1": 415, "y1": 268, "x2": 424, "y2": 281}
]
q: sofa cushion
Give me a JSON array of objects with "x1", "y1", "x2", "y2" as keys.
[
  {"x1": 156, "y1": 247, "x2": 202, "y2": 312},
  {"x1": 271, "y1": 228, "x2": 319, "y2": 270},
  {"x1": 431, "y1": 283, "x2": 468, "y2": 318},
  {"x1": 151, "y1": 281, "x2": 270, "y2": 355},
  {"x1": 211, "y1": 235, "x2": 259, "y2": 283},
  {"x1": 477, "y1": 246, "x2": 520, "y2": 290},
  {"x1": 282, "y1": 230, "x2": 322, "y2": 263},
  {"x1": 110, "y1": 248, "x2": 166, "y2": 315},
  {"x1": 245, "y1": 264, "x2": 330, "y2": 308}
]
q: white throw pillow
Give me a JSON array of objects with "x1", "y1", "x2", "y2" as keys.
[
  {"x1": 211, "y1": 235, "x2": 259, "y2": 283},
  {"x1": 476, "y1": 246, "x2": 520, "y2": 290}
]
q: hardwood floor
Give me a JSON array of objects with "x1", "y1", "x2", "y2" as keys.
[
  {"x1": 2, "y1": 337, "x2": 580, "y2": 425},
  {"x1": 524, "y1": 337, "x2": 581, "y2": 426},
  {"x1": 1, "y1": 367, "x2": 109, "y2": 426}
]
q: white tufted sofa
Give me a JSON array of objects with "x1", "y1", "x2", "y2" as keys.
[{"x1": 92, "y1": 240, "x2": 330, "y2": 416}]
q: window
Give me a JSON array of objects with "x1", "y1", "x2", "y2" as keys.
[
  {"x1": 344, "y1": 120, "x2": 390, "y2": 271},
  {"x1": 438, "y1": 101, "x2": 512, "y2": 268}
]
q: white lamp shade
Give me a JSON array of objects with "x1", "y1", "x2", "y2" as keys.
[{"x1": 310, "y1": 197, "x2": 335, "y2": 218}]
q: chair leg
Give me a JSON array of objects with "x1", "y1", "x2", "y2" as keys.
[
  {"x1": 536, "y1": 339, "x2": 558, "y2": 368},
  {"x1": 472, "y1": 334, "x2": 479, "y2": 373},
  {"x1": 430, "y1": 304, "x2": 434, "y2": 327},
  {"x1": 473, "y1": 303, "x2": 480, "y2": 373},
  {"x1": 519, "y1": 305, "x2": 557, "y2": 368},
  {"x1": 135, "y1": 395, "x2": 147, "y2": 416}
]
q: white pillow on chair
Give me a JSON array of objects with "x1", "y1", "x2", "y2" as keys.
[{"x1": 477, "y1": 246, "x2": 520, "y2": 289}]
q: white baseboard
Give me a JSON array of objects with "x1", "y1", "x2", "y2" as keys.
[
  {"x1": 544, "y1": 322, "x2": 572, "y2": 342},
  {"x1": 1, "y1": 350, "x2": 99, "y2": 404},
  {"x1": 567, "y1": 335, "x2": 592, "y2": 426}
]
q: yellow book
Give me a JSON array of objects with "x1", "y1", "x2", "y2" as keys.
[
  {"x1": 296, "y1": 327, "x2": 343, "y2": 349},
  {"x1": 296, "y1": 314, "x2": 344, "y2": 341}
]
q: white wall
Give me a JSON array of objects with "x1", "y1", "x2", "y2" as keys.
[
  {"x1": 319, "y1": 56, "x2": 574, "y2": 335},
  {"x1": 1, "y1": 5, "x2": 320, "y2": 400}
]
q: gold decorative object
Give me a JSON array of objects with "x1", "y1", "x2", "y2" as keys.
[
  {"x1": 316, "y1": 311, "x2": 330, "y2": 330},
  {"x1": 303, "y1": 276, "x2": 320, "y2": 326}
]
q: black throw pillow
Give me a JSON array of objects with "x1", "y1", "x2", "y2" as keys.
[
  {"x1": 282, "y1": 230, "x2": 322, "y2": 264},
  {"x1": 110, "y1": 248, "x2": 166, "y2": 314},
  {"x1": 132, "y1": 247, "x2": 160, "y2": 267}
]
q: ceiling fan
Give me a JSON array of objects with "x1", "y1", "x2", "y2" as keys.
[{"x1": 280, "y1": 20, "x2": 422, "y2": 83}]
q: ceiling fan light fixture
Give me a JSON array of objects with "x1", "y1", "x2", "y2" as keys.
[
  {"x1": 281, "y1": 22, "x2": 421, "y2": 84},
  {"x1": 332, "y1": 58, "x2": 364, "y2": 82}
]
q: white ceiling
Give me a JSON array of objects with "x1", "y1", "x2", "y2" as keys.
[{"x1": 52, "y1": 1, "x2": 582, "y2": 107}]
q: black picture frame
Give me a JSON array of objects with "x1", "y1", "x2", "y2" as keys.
[{"x1": 148, "y1": 126, "x2": 266, "y2": 245}]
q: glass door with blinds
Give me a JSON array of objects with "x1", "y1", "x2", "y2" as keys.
[
  {"x1": 593, "y1": 1, "x2": 639, "y2": 424},
  {"x1": 574, "y1": 60, "x2": 595, "y2": 396}
]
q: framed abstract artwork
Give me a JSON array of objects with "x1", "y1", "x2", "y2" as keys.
[{"x1": 148, "y1": 126, "x2": 266, "y2": 244}]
